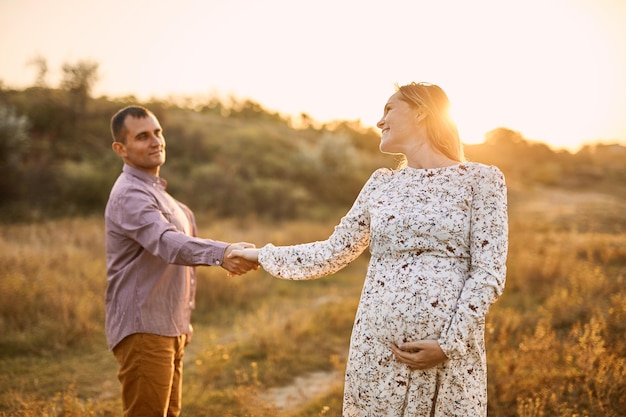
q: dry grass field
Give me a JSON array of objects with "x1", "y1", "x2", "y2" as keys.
[{"x1": 0, "y1": 184, "x2": 625, "y2": 416}]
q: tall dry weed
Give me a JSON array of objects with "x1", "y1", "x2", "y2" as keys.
[
  {"x1": 486, "y1": 192, "x2": 626, "y2": 417},
  {"x1": 0, "y1": 218, "x2": 105, "y2": 354},
  {"x1": 1, "y1": 190, "x2": 625, "y2": 416}
]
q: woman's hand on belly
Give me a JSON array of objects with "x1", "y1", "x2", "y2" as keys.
[{"x1": 390, "y1": 339, "x2": 448, "y2": 370}]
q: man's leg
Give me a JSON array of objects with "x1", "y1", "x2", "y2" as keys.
[
  {"x1": 113, "y1": 333, "x2": 185, "y2": 417},
  {"x1": 167, "y1": 334, "x2": 186, "y2": 417}
]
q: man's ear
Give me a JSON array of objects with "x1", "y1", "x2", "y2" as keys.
[{"x1": 112, "y1": 141, "x2": 126, "y2": 157}]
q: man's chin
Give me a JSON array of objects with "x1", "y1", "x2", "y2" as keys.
[{"x1": 150, "y1": 156, "x2": 165, "y2": 166}]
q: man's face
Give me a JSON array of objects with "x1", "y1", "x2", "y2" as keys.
[{"x1": 113, "y1": 113, "x2": 166, "y2": 176}]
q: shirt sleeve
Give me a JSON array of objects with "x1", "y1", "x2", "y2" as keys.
[
  {"x1": 439, "y1": 165, "x2": 508, "y2": 359},
  {"x1": 108, "y1": 186, "x2": 229, "y2": 267},
  {"x1": 258, "y1": 170, "x2": 384, "y2": 279}
]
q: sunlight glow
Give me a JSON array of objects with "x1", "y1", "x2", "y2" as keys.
[{"x1": 1, "y1": 0, "x2": 625, "y2": 152}]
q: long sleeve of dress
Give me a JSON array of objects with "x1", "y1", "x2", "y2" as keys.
[
  {"x1": 438, "y1": 165, "x2": 508, "y2": 359},
  {"x1": 258, "y1": 170, "x2": 386, "y2": 279}
]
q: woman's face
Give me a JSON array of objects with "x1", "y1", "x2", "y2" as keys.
[{"x1": 377, "y1": 91, "x2": 423, "y2": 154}]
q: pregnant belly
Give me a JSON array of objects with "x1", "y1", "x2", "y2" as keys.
[{"x1": 356, "y1": 254, "x2": 466, "y2": 345}]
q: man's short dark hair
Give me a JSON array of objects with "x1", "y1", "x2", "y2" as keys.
[{"x1": 110, "y1": 106, "x2": 152, "y2": 143}]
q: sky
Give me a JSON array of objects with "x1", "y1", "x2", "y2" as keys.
[{"x1": 1, "y1": 0, "x2": 625, "y2": 151}]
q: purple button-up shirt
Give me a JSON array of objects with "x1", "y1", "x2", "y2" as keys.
[{"x1": 104, "y1": 164, "x2": 229, "y2": 350}]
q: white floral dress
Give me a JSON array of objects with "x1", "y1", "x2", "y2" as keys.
[{"x1": 258, "y1": 162, "x2": 508, "y2": 416}]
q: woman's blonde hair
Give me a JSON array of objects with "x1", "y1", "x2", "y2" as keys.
[{"x1": 396, "y1": 82, "x2": 465, "y2": 162}]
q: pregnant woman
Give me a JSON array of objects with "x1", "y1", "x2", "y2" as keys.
[{"x1": 230, "y1": 82, "x2": 508, "y2": 416}]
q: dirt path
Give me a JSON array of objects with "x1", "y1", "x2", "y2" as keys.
[
  {"x1": 183, "y1": 294, "x2": 350, "y2": 413},
  {"x1": 259, "y1": 369, "x2": 343, "y2": 412}
]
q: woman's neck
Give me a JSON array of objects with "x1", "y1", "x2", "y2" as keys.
[{"x1": 405, "y1": 145, "x2": 458, "y2": 170}]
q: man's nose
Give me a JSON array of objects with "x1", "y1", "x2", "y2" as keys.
[{"x1": 149, "y1": 134, "x2": 162, "y2": 145}]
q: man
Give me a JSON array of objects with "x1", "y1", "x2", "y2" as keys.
[{"x1": 105, "y1": 105, "x2": 258, "y2": 416}]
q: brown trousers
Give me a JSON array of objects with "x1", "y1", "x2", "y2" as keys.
[{"x1": 113, "y1": 333, "x2": 186, "y2": 417}]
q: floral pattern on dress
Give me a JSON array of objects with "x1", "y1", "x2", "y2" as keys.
[{"x1": 259, "y1": 162, "x2": 508, "y2": 417}]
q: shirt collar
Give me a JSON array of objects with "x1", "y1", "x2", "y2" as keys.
[{"x1": 122, "y1": 164, "x2": 168, "y2": 189}]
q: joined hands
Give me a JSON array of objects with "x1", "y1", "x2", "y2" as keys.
[
  {"x1": 222, "y1": 243, "x2": 260, "y2": 276},
  {"x1": 228, "y1": 247, "x2": 260, "y2": 262}
]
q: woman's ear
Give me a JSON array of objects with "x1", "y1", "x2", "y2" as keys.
[{"x1": 415, "y1": 112, "x2": 427, "y2": 123}]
